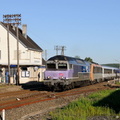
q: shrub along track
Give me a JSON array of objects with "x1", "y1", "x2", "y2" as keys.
[{"x1": 0, "y1": 81, "x2": 112, "y2": 112}]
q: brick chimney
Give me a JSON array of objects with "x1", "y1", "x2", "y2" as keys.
[{"x1": 22, "y1": 24, "x2": 27, "y2": 38}]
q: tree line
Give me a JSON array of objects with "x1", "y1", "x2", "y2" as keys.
[{"x1": 75, "y1": 56, "x2": 119, "y2": 68}]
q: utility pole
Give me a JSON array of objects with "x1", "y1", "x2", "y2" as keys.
[
  {"x1": 61, "y1": 46, "x2": 66, "y2": 55},
  {"x1": 3, "y1": 14, "x2": 21, "y2": 85},
  {"x1": 45, "y1": 50, "x2": 47, "y2": 61},
  {"x1": 54, "y1": 46, "x2": 59, "y2": 55},
  {"x1": 54, "y1": 45, "x2": 66, "y2": 55},
  {"x1": 3, "y1": 15, "x2": 10, "y2": 84}
]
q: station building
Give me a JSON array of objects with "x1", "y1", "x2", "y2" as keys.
[{"x1": 0, "y1": 22, "x2": 46, "y2": 84}]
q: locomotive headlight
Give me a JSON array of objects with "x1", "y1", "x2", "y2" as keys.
[
  {"x1": 59, "y1": 73, "x2": 66, "y2": 80},
  {"x1": 59, "y1": 76, "x2": 66, "y2": 80},
  {"x1": 47, "y1": 76, "x2": 51, "y2": 80}
]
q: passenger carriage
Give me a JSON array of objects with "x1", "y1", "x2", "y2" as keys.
[{"x1": 102, "y1": 66, "x2": 119, "y2": 80}]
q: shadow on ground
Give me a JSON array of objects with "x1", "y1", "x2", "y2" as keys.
[
  {"x1": 93, "y1": 89, "x2": 120, "y2": 114},
  {"x1": 20, "y1": 81, "x2": 49, "y2": 91}
]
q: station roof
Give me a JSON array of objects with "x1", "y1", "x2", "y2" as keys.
[{"x1": 0, "y1": 22, "x2": 43, "y2": 52}]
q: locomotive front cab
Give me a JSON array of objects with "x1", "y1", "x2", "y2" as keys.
[{"x1": 44, "y1": 60, "x2": 70, "y2": 80}]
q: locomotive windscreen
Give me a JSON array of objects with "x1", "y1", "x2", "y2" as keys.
[
  {"x1": 58, "y1": 63, "x2": 67, "y2": 69},
  {"x1": 47, "y1": 63, "x2": 56, "y2": 70}
]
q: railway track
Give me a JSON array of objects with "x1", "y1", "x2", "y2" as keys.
[{"x1": 0, "y1": 81, "x2": 112, "y2": 111}]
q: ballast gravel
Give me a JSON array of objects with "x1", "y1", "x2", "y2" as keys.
[
  {"x1": 4, "y1": 95, "x2": 81, "y2": 120},
  {"x1": 0, "y1": 82, "x2": 118, "y2": 120}
]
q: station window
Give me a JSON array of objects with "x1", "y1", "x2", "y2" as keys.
[{"x1": 21, "y1": 67, "x2": 27, "y2": 71}]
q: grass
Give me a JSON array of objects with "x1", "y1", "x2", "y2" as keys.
[
  {"x1": 0, "y1": 84, "x2": 17, "y2": 88},
  {"x1": 115, "y1": 81, "x2": 120, "y2": 85},
  {"x1": 49, "y1": 89, "x2": 120, "y2": 120}
]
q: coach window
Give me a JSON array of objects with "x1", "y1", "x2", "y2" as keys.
[
  {"x1": 93, "y1": 67, "x2": 102, "y2": 73},
  {"x1": 104, "y1": 69, "x2": 112, "y2": 74}
]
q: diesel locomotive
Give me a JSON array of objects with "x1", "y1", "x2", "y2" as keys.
[{"x1": 44, "y1": 55, "x2": 120, "y2": 91}]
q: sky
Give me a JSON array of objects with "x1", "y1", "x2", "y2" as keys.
[{"x1": 0, "y1": 0, "x2": 120, "y2": 64}]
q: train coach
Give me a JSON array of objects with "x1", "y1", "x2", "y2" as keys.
[
  {"x1": 43, "y1": 55, "x2": 120, "y2": 91},
  {"x1": 102, "y1": 66, "x2": 120, "y2": 81}
]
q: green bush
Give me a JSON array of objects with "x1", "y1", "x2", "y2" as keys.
[{"x1": 50, "y1": 89, "x2": 120, "y2": 120}]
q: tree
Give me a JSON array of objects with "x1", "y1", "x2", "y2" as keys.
[
  {"x1": 84, "y1": 57, "x2": 93, "y2": 62},
  {"x1": 75, "y1": 56, "x2": 80, "y2": 59}
]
